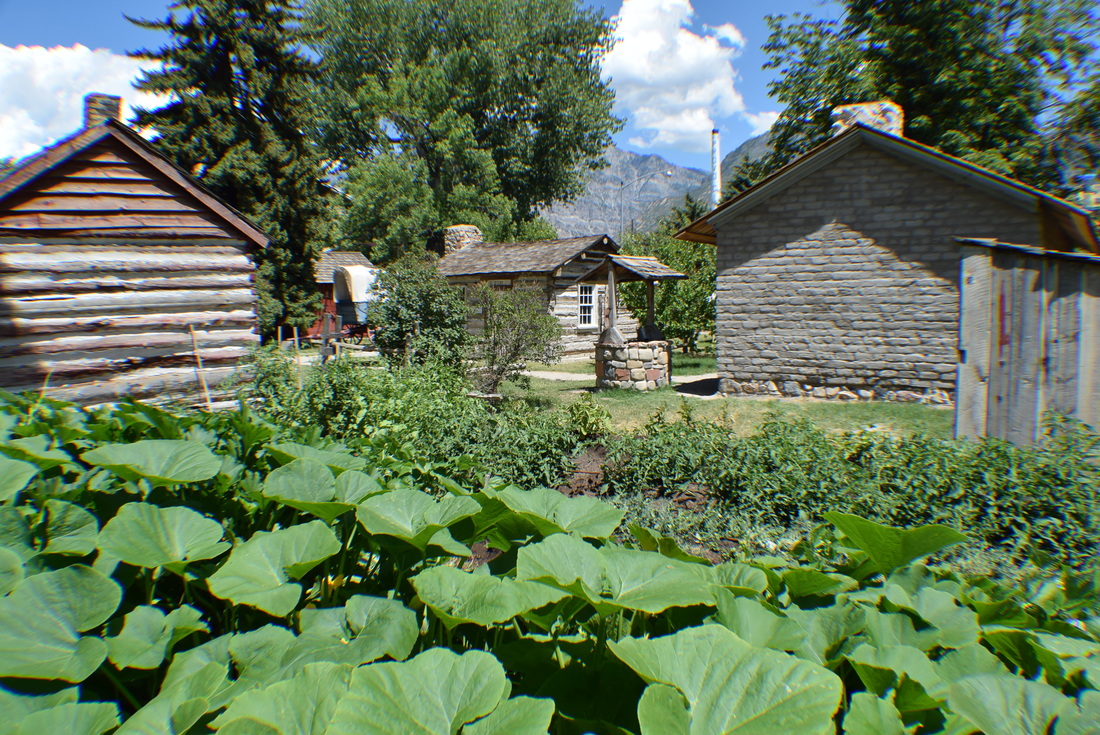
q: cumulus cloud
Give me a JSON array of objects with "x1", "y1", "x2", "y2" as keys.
[
  {"x1": 602, "y1": 0, "x2": 747, "y2": 152},
  {"x1": 744, "y1": 110, "x2": 780, "y2": 136},
  {"x1": 0, "y1": 44, "x2": 164, "y2": 160}
]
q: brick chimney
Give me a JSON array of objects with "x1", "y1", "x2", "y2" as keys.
[
  {"x1": 83, "y1": 93, "x2": 122, "y2": 129},
  {"x1": 443, "y1": 225, "x2": 483, "y2": 255}
]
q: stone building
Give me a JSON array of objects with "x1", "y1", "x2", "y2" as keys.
[
  {"x1": 676, "y1": 121, "x2": 1098, "y2": 400},
  {"x1": 436, "y1": 226, "x2": 638, "y2": 354}
]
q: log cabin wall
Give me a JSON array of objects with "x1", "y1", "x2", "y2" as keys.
[{"x1": 0, "y1": 124, "x2": 264, "y2": 405}]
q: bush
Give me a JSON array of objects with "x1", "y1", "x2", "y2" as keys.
[
  {"x1": 368, "y1": 253, "x2": 471, "y2": 364},
  {"x1": 604, "y1": 414, "x2": 1100, "y2": 567},
  {"x1": 469, "y1": 286, "x2": 562, "y2": 393}
]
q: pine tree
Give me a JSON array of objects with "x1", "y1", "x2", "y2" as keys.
[{"x1": 129, "y1": 0, "x2": 329, "y2": 336}]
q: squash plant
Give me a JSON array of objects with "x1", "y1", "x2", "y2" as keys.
[{"x1": 0, "y1": 392, "x2": 1097, "y2": 734}]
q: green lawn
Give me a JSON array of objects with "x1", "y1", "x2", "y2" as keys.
[
  {"x1": 528, "y1": 352, "x2": 717, "y2": 376},
  {"x1": 500, "y1": 377, "x2": 955, "y2": 438}
]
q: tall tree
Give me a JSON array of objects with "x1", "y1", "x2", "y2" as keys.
[
  {"x1": 129, "y1": 0, "x2": 330, "y2": 335},
  {"x1": 733, "y1": 0, "x2": 1099, "y2": 194},
  {"x1": 306, "y1": 0, "x2": 620, "y2": 253}
]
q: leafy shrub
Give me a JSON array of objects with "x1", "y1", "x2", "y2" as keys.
[
  {"x1": 1, "y1": 392, "x2": 1098, "y2": 733},
  {"x1": 605, "y1": 414, "x2": 1100, "y2": 567},
  {"x1": 469, "y1": 285, "x2": 562, "y2": 393},
  {"x1": 367, "y1": 253, "x2": 471, "y2": 364},
  {"x1": 564, "y1": 393, "x2": 612, "y2": 440}
]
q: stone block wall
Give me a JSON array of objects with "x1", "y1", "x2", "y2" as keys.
[
  {"x1": 596, "y1": 340, "x2": 671, "y2": 390},
  {"x1": 714, "y1": 142, "x2": 1043, "y2": 398}
]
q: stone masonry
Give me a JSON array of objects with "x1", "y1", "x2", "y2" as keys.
[
  {"x1": 714, "y1": 142, "x2": 1042, "y2": 399},
  {"x1": 596, "y1": 340, "x2": 671, "y2": 391}
]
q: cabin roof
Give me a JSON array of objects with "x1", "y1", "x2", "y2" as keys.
[
  {"x1": 314, "y1": 250, "x2": 375, "y2": 283},
  {"x1": 437, "y1": 234, "x2": 617, "y2": 277},
  {"x1": 0, "y1": 119, "x2": 269, "y2": 248}
]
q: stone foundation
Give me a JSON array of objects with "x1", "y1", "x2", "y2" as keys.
[
  {"x1": 719, "y1": 377, "x2": 953, "y2": 406},
  {"x1": 596, "y1": 340, "x2": 671, "y2": 391}
]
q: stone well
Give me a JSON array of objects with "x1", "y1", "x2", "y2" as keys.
[{"x1": 596, "y1": 340, "x2": 671, "y2": 391}]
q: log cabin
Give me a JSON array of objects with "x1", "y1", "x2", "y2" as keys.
[
  {"x1": 0, "y1": 93, "x2": 268, "y2": 404},
  {"x1": 435, "y1": 225, "x2": 639, "y2": 354}
]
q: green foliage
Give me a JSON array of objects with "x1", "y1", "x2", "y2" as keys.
[
  {"x1": 471, "y1": 286, "x2": 563, "y2": 394},
  {"x1": 1, "y1": 392, "x2": 1098, "y2": 734},
  {"x1": 307, "y1": 0, "x2": 620, "y2": 251},
  {"x1": 367, "y1": 254, "x2": 471, "y2": 364},
  {"x1": 564, "y1": 394, "x2": 611, "y2": 440},
  {"x1": 618, "y1": 226, "x2": 716, "y2": 353},
  {"x1": 605, "y1": 415, "x2": 1100, "y2": 568},
  {"x1": 129, "y1": 0, "x2": 330, "y2": 334},
  {"x1": 747, "y1": 0, "x2": 1100, "y2": 193}
]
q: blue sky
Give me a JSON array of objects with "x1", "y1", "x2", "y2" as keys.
[{"x1": 0, "y1": 0, "x2": 838, "y2": 169}]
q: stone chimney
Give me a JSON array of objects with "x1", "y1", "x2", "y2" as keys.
[
  {"x1": 83, "y1": 93, "x2": 122, "y2": 129},
  {"x1": 830, "y1": 100, "x2": 904, "y2": 137},
  {"x1": 443, "y1": 224, "x2": 483, "y2": 255}
]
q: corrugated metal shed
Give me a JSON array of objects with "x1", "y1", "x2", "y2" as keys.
[{"x1": 438, "y1": 234, "x2": 615, "y2": 277}]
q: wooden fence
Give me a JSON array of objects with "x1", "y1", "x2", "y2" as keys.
[{"x1": 955, "y1": 238, "x2": 1100, "y2": 445}]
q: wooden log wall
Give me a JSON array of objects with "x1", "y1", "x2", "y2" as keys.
[
  {"x1": 956, "y1": 243, "x2": 1100, "y2": 445},
  {"x1": 0, "y1": 135, "x2": 259, "y2": 404}
]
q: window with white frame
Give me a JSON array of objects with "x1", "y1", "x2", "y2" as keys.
[{"x1": 578, "y1": 285, "x2": 594, "y2": 327}]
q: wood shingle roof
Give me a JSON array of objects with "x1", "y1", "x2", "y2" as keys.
[
  {"x1": 437, "y1": 234, "x2": 617, "y2": 277},
  {"x1": 314, "y1": 250, "x2": 374, "y2": 283}
]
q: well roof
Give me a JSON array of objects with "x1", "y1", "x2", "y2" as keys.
[{"x1": 575, "y1": 254, "x2": 686, "y2": 283}]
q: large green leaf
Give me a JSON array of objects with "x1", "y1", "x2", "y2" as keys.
[
  {"x1": 107, "y1": 604, "x2": 207, "y2": 669},
  {"x1": 355, "y1": 489, "x2": 480, "y2": 554},
  {"x1": 0, "y1": 687, "x2": 78, "y2": 735},
  {"x1": 117, "y1": 659, "x2": 229, "y2": 735},
  {"x1": 1, "y1": 435, "x2": 76, "y2": 471},
  {"x1": 486, "y1": 485, "x2": 623, "y2": 538},
  {"x1": 516, "y1": 533, "x2": 715, "y2": 615},
  {"x1": 0, "y1": 456, "x2": 38, "y2": 502},
  {"x1": 14, "y1": 702, "x2": 119, "y2": 735},
  {"x1": 411, "y1": 565, "x2": 567, "y2": 628},
  {"x1": 948, "y1": 674, "x2": 1075, "y2": 735},
  {"x1": 97, "y1": 502, "x2": 228, "y2": 573},
  {"x1": 207, "y1": 521, "x2": 341, "y2": 617},
  {"x1": 262, "y1": 458, "x2": 353, "y2": 523},
  {"x1": 210, "y1": 661, "x2": 353, "y2": 735},
  {"x1": 0, "y1": 565, "x2": 120, "y2": 681},
  {"x1": 610, "y1": 625, "x2": 843, "y2": 735},
  {"x1": 842, "y1": 693, "x2": 906, "y2": 735},
  {"x1": 327, "y1": 648, "x2": 554, "y2": 735},
  {"x1": 847, "y1": 644, "x2": 944, "y2": 699},
  {"x1": 712, "y1": 591, "x2": 804, "y2": 651},
  {"x1": 823, "y1": 513, "x2": 967, "y2": 575},
  {"x1": 81, "y1": 439, "x2": 221, "y2": 485},
  {"x1": 42, "y1": 500, "x2": 99, "y2": 556},
  {"x1": 0, "y1": 546, "x2": 23, "y2": 595},
  {"x1": 266, "y1": 442, "x2": 366, "y2": 474},
  {"x1": 775, "y1": 600, "x2": 866, "y2": 666},
  {"x1": 464, "y1": 696, "x2": 557, "y2": 735}
]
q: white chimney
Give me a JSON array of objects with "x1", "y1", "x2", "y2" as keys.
[{"x1": 710, "y1": 128, "x2": 721, "y2": 207}]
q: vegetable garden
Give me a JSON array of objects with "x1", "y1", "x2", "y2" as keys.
[{"x1": 1, "y1": 368, "x2": 1098, "y2": 734}]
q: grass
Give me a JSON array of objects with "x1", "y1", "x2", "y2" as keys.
[
  {"x1": 528, "y1": 352, "x2": 717, "y2": 376},
  {"x1": 500, "y1": 377, "x2": 955, "y2": 438}
]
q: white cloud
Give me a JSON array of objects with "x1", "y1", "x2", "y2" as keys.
[
  {"x1": 602, "y1": 0, "x2": 746, "y2": 152},
  {"x1": 743, "y1": 110, "x2": 779, "y2": 136},
  {"x1": 0, "y1": 44, "x2": 164, "y2": 160}
]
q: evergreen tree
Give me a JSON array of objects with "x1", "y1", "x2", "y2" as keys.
[
  {"x1": 306, "y1": 0, "x2": 619, "y2": 253},
  {"x1": 736, "y1": 0, "x2": 1099, "y2": 194},
  {"x1": 129, "y1": 0, "x2": 329, "y2": 336}
]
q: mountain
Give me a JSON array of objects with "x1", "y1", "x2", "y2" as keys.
[{"x1": 541, "y1": 133, "x2": 772, "y2": 238}]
